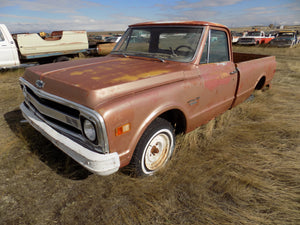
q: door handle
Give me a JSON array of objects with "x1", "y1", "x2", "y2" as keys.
[{"x1": 230, "y1": 70, "x2": 238, "y2": 75}]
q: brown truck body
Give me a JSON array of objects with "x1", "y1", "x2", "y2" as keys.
[{"x1": 19, "y1": 21, "x2": 276, "y2": 176}]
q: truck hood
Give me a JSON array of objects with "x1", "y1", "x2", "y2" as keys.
[{"x1": 23, "y1": 55, "x2": 191, "y2": 108}]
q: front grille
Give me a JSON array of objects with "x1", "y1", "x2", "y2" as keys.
[
  {"x1": 25, "y1": 86, "x2": 80, "y2": 118},
  {"x1": 238, "y1": 38, "x2": 255, "y2": 43},
  {"x1": 23, "y1": 84, "x2": 82, "y2": 132},
  {"x1": 20, "y1": 77, "x2": 109, "y2": 153}
]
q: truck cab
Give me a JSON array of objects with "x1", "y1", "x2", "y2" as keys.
[{"x1": 0, "y1": 24, "x2": 20, "y2": 69}]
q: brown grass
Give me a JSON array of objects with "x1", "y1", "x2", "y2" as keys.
[{"x1": 0, "y1": 46, "x2": 299, "y2": 224}]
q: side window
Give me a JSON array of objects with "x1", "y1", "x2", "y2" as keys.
[
  {"x1": 209, "y1": 30, "x2": 229, "y2": 63},
  {"x1": 0, "y1": 30, "x2": 5, "y2": 42},
  {"x1": 200, "y1": 29, "x2": 229, "y2": 64}
]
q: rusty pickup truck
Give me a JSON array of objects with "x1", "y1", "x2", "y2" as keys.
[{"x1": 19, "y1": 21, "x2": 276, "y2": 176}]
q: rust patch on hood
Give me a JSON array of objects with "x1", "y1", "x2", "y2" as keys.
[{"x1": 111, "y1": 69, "x2": 171, "y2": 83}]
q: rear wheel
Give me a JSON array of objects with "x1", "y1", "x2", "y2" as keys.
[{"x1": 130, "y1": 118, "x2": 175, "y2": 176}]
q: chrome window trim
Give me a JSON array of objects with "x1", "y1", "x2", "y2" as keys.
[
  {"x1": 207, "y1": 28, "x2": 211, "y2": 63},
  {"x1": 19, "y1": 77, "x2": 109, "y2": 154}
]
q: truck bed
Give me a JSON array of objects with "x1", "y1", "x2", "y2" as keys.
[
  {"x1": 232, "y1": 52, "x2": 276, "y2": 107},
  {"x1": 233, "y1": 52, "x2": 271, "y2": 63},
  {"x1": 14, "y1": 31, "x2": 88, "y2": 59}
]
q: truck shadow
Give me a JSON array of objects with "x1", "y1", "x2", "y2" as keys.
[{"x1": 4, "y1": 109, "x2": 92, "y2": 180}]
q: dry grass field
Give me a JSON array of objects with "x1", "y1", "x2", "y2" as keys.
[{"x1": 0, "y1": 45, "x2": 299, "y2": 224}]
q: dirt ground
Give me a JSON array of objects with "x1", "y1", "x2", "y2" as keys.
[{"x1": 0, "y1": 46, "x2": 299, "y2": 225}]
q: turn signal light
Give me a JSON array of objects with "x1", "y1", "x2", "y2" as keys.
[{"x1": 115, "y1": 123, "x2": 131, "y2": 136}]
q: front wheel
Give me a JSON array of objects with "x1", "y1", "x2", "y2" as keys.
[{"x1": 130, "y1": 118, "x2": 175, "y2": 176}]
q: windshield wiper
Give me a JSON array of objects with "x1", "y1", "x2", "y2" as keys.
[
  {"x1": 111, "y1": 50, "x2": 128, "y2": 57},
  {"x1": 154, "y1": 57, "x2": 165, "y2": 63},
  {"x1": 111, "y1": 51, "x2": 166, "y2": 63},
  {"x1": 136, "y1": 53, "x2": 166, "y2": 63}
]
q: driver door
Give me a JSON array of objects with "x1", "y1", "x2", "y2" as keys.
[{"x1": 186, "y1": 28, "x2": 238, "y2": 130}]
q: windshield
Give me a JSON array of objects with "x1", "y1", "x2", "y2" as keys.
[
  {"x1": 246, "y1": 31, "x2": 261, "y2": 36},
  {"x1": 278, "y1": 32, "x2": 294, "y2": 37},
  {"x1": 112, "y1": 26, "x2": 203, "y2": 62}
]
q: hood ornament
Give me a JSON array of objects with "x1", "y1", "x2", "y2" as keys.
[{"x1": 35, "y1": 80, "x2": 45, "y2": 89}]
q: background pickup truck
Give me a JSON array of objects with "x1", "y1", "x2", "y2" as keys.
[
  {"x1": 19, "y1": 21, "x2": 276, "y2": 176},
  {"x1": 0, "y1": 24, "x2": 88, "y2": 69},
  {"x1": 238, "y1": 30, "x2": 274, "y2": 45},
  {"x1": 269, "y1": 30, "x2": 300, "y2": 47},
  {"x1": 96, "y1": 36, "x2": 122, "y2": 56}
]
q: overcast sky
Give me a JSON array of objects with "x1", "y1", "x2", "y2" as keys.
[{"x1": 1, "y1": 0, "x2": 299, "y2": 33}]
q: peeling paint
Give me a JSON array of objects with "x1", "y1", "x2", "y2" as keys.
[
  {"x1": 98, "y1": 66, "x2": 113, "y2": 71},
  {"x1": 91, "y1": 77, "x2": 102, "y2": 80},
  {"x1": 216, "y1": 62, "x2": 228, "y2": 66},
  {"x1": 70, "y1": 69, "x2": 95, "y2": 76},
  {"x1": 70, "y1": 71, "x2": 84, "y2": 76},
  {"x1": 219, "y1": 72, "x2": 229, "y2": 79},
  {"x1": 111, "y1": 70, "x2": 170, "y2": 82}
]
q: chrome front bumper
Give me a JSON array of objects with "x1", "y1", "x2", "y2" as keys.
[{"x1": 20, "y1": 103, "x2": 120, "y2": 176}]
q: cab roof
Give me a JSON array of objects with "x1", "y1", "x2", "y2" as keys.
[{"x1": 129, "y1": 21, "x2": 228, "y2": 29}]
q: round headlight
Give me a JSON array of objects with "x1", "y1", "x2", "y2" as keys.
[{"x1": 83, "y1": 119, "x2": 96, "y2": 142}]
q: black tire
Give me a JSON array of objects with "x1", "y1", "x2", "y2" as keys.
[
  {"x1": 130, "y1": 117, "x2": 175, "y2": 176},
  {"x1": 54, "y1": 56, "x2": 69, "y2": 62}
]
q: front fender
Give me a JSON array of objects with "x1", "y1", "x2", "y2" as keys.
[{"x1": 98, "y1": 83, "x2": 188, "y2": 168}]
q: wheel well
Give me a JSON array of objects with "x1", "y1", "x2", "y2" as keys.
[
  {"x1": 159, "y1": 109, "x2": 186, "y2": 134},
  {"x1": 255, "y1": 76, "x2": 266, "y2": 90}
]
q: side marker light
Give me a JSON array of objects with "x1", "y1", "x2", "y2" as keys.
[{"x1": 115, "y1": 123, "x2": 131, "y2": 136}]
